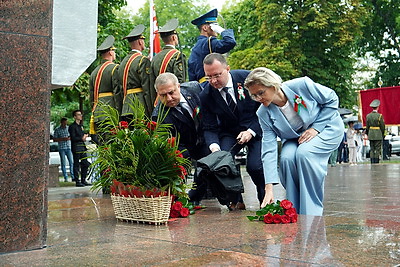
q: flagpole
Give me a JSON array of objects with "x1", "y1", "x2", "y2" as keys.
[{"x1": 149, "y1": 0, "x2": 154, "y2": 59}]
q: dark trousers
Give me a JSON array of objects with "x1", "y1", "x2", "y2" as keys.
[
  {"x1": 370, "y1": 140, "x2": 382, "y2": 159},
  {"x1": 219, "y1": 134, "x2": 265, "y2": 204},
  {"x1": 72, "y1": 151, "x2": 90, "y2": 183}
]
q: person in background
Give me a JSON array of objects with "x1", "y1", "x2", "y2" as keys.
[
  {"x1": 188, "y1": 9, "x2": 236, "y2": 83},
  {"x1": 361, "y1": 130, "x2": 369, "y2": 160},
  {"x1": 244, "y1": 67, "x2": 343, "y2": 216},
  {"x1": 118, "y1": 24, "x2": 155, "y2": 119},
  {"x1": 366, "y1": 99, "x2": 385, "y2": 164},
  {"x1": 328, "y1": 149, "x2": 337, "y2": 167},
  {"x1": 199, "y1": 53, "x2": 265, "y2": 210},
  {"x1": 69, "y1": 110, "x2": 91, "y2": 187},
  {"x1": 355, "y1": 127, "x2": 364, "y2": 162},
  {"x1": 53, "y1": 117, "x2": 74, "y2": 182},
  {"x1": 337, "y1": 132, "x2": 348, "y2": 164},
  {"x1": 347, "y1": 121, "x2": 357, "y2": 166}
]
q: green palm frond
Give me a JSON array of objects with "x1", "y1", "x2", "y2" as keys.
[{"x1": 90, "y1": 96, "x2": 191, "y2": 198}]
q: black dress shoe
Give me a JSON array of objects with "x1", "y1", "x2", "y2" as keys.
[
  {"x1": 82, "y1": 181, "x2": 92, "y2": 186},
  {"x1": 76, "y1": 182, "x2": 85, "y2": 187}
]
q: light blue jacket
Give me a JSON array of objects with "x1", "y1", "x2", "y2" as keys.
[{"x1": 257, "y1": 76, "x2": 342, "y2": 184}]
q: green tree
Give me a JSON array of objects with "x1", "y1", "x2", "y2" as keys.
[
  {"x1": 131, "y1": 0, "x2": 210, "y2": 56},
  {"x1": 223, "y1": 0, "x2": 367, "y2": 108},
  {"x1": 358, "y1": 0, "x2": 400, "y2": 88}
]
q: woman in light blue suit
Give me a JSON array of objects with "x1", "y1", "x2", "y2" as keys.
[{"x1": 244, "y1": 67, "x2": 343, "y2": 216}]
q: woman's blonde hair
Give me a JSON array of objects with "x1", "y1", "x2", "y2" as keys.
[{"x1": 244, "y1": 67, "x2": 282, "y2": 90}]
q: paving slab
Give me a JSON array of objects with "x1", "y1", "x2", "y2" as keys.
[{"x1": 1, "y1": 163, "x2": 399, "y2": 266}]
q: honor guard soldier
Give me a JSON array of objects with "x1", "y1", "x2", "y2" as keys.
[
  {"x1": 89, "y1": 35, "x2": 120, "y2": 142},
  {"x1": 118, "y1": 25, "x2": 155, "y2": 119},
  {"x1": 150, "y1": 18, "x2": 187, "y2": 85},
  {"x1": 188, "y1": 8, "x2": 236, "y2": 83},
  {"x1": 366, "y1": 99, "x2": 385, "y2": 164}
]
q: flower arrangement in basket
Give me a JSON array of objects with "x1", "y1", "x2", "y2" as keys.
[
  {"x1": 90, "y1": 98, "x2": 191, "y2": 224},
  {"x1": 247, "y1": 199, "x2": 298, "y2": 224}
]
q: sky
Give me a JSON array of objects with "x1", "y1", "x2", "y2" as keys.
[{"x1": 126, "y1": 0, "x2": 227, "y2": 14}]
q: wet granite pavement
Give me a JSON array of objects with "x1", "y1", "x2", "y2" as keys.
[{"x1": 1, "y1": 163, "x2": 399, "y2": 266}]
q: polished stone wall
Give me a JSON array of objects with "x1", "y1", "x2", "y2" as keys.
[{"x1": 0, "y1": 0, "x2": 52, "y2": 252}]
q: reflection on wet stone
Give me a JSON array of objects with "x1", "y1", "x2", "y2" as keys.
[{"x1": 0, "y1": 164, "x2": 399, "y2": 265}]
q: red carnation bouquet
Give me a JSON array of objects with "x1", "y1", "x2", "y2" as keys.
[
  {"x1": 247, "y1": 199, "x2": 297, "y2": 224},
  {"x1": 170, "y1": 197, "x2": 204, "y2": 218}
]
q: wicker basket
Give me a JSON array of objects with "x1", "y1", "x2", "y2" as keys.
[{"x1": 110, "y1": 194, "x2": 172, "y2": 225}]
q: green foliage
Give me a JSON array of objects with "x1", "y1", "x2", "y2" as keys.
[
  {"x1": 223, "y1": 0, "x2": 367, "y2": 108},
  {"x1": 131, "y1": 0, "x2": 210, "y2": 56},
  {"x1": 91, "y1": 98, "x2": 191, "y2": 198},
  {"x1": 98, "y1": 0, "x2": 127, "y2": 28},
  {"x1": 358, "y1": 0, "x2": 400, "y2": 88},
  {"x1": 247, "y1": 200, "x2": 284, "y2": 221}
]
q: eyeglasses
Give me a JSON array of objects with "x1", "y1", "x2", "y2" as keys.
[
  {"x1": 158, "y1": 89, "x2": 176, "y2": 98},
  {"x1": 250, "y1": 90, "x2": 267, "y2": 100},
  {"x1": 205, "y1": 69, "x2": 226, "y2": 81}
]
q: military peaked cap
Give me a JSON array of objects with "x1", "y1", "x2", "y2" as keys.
[
  {"x1": 124, "y1": 24, "x2": 146, "y2": 40},
  {"x1": 159, "y1": 18, "x2": 179, "y2": 37},
  {"x1": 97, "y1": 35, "x2": 115, "y2": 52},
  {"x1": 191, "y1": 9, "x2": 218, "y2": 26},
  {"x1": 370, "y1": 99, "x2": 381, "y2": 108}
]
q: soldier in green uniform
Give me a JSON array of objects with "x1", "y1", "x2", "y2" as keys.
[
  {"x1": 150, "y1": 18, "x2": 187, "y2": 85},
  {"x1": 118, "y1": 25, "x2": 155, "y2": 119},
  {"x1": 89, "y1": 35, "x2": 120, "y2": 142},
  {"x1": 366, "y1": 99, "x2": 385, "y2": 163}
]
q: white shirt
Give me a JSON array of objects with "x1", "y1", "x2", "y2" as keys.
[
  {"x1": 178, "y1": 93, "x2": 193, "y2": 115},
  {"x1": 217, "y1": 75, "x2": 236, "y2": 104},
  {"x1": 209, "y1": 73, "x2": 255, "y2": 152},
  {"x1": 279, "y1": 100, "x2": 304, "y2": 132}
]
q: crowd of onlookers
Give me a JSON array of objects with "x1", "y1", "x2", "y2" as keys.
[{"x1": 329, "y1": 121, "x2": 396, "y2": 167}]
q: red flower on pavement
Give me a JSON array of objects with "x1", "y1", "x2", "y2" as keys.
[
  {"x1": 248, "y1": 199, "x2": 297, "y2": 224},
  {"x1": 290, "y1": 213, "x2": 298, "y2": 223},
  {"x1": 280, "y1": 215, "x2": 290, "y2": 224},
  {"x1": 284, "y1": 207, "x2": 297, "y2": 218},
  {"x1": 264, "y1": 213, "x2": 274, "y2": 224},
  {"x1": 273, "y1": 214, "x2": 282, "y2": 224},
  {"x1": 170, "y1": 210, "x2": 180, "y2": 218},
  {"x1": 280, "y1": 199, "x2": 293, "y2": 210},
  {"x1": 180, "y1": 207, "x2": 190, "y2": 217},
  {"x1": 172, "y1": 201, "x2": 183, "y2": 211}
]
